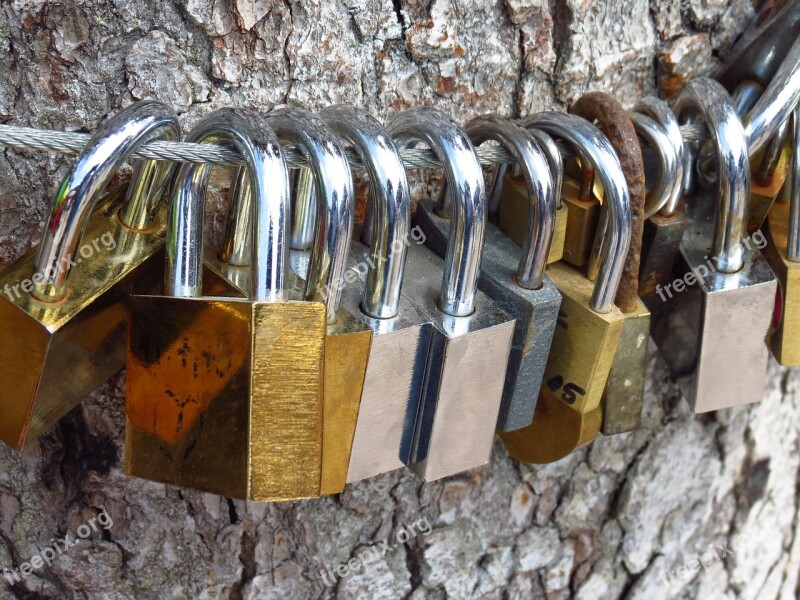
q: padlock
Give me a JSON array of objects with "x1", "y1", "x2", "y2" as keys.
[
  {"x1": 388, "y1": 107, "x2": 515, "y2": 481},
  {"x1": 635, "y1": 97, "x2": 689, "y2": 307},
  {"x1": 218, "y1": 107, "x2": 372, "y2": 494},
  {"x1": 291, "y1": 105, "x2": 435, "y2": 484},
  {"x1": 748, "y1": 116, "x2": 792, "y2": 232},
  {"x1": 764, "y1": 106, "x2": 800, "y2": 365},
  {"x1": 125, "y1": 108, "x2": 329, "y2": 502},
  {"x1": 571, "y1": 92, "x2": 651, "y2": 437},
  {"x1": 492, "y1": 129, "x2": 568, "y2": 266},
  {"x1": 413, "y1": 114, "x2": 562, "y2": 432},
  {"x1": 650, "y1": 78, "x2": 777, "y2": 413},
  {"x1": 0, "y1": 101, "x2": 179, "y2": 450},
  {"x1": 499, "y1": 111, "x2": 631, "y2": 464}
]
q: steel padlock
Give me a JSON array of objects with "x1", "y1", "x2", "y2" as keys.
[
  {"x1": 217, "y1": 107, "x2": 372, "y2": 495},
  {"x1": 388, "y1": 107, "x2": 515, "y2": 481},
  {"x1": 414, "y1": 114, "x2": 562, "y2": 432},
  {"x1": 491, "y1": 129, "x2": 567, "y2": 266},
  {"x1": 287, "y1": 105, "x2": 435, "y2": 483},
  {"x1": 764, "y1": 106, "x2": 800, "y2": 365},
  {"x1": 125, "y1": 108, "x2": 329, "y2": 502},
  {"x1": 0, "y1": 101, "x2": 179, "y2": 450},
  {"x1": 650, "y1": 78, "x2": 778, "y2": 413},
  {"x1": 635, "y1": 97, "x2": 689, "y2": 307},
  {"x1": 499, "y1": 111, "x2": 631, "y2": 464}
]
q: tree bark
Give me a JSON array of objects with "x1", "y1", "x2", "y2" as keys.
[{"x1": 1, "y1": 1, "x2": 798, "y2": 599}]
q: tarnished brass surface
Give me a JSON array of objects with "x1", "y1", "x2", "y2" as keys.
[
  {"x1": 125, "y1": 296, "x2": 327, "y2": 501},
  {"x1": 639, "y1": 207, "x2": 689, "y2": 305},
  {"x1": 499, "y1": 261, "x2": 624, "y2": 463},
  {"x1": 497, "y1": 172, "x2": 567, "y2": 265},
  {"x1": 748, "y1": 139, "x2": 792, "y2": 233},
  {"x1": 765, "y1": 203, "x2": 800, "y2": 365},
  {"x1": 561, "y1": 177, "x2": 601, "y2": 267},
  {"x1": 500, "y1": 391, "x2": 602, "y2": 464},
  {"x1": 601, "y1": 298, "x2": 649, "y2": 435},
  {"x1": 320, "y1": 310, "x2": 372, "y2": 495},
  {"x1": 0, "y1": 188, "x2": 165, "y2": 450}
]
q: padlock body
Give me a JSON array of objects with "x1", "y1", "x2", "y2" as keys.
[
  {"x1": 650, "y1": 205, "x2": 776, "y2": 412},
  {"x1": 497, "y1": 172, "x2": 567, "y2": 265},
  {"x1": 416, "y1": 202, "x2": 562, "y2": 431},
  {"x1": 0, "y1": 189, "x2": 165, "y2": 450},
  {"x1": 400, "y1": 240, "x2": 514, "y2": 482},
  {"x1": 747, "y1": 138, "x2": 792, "y2": 233},
  {"x1": 601, "y1": 297, "x2": 649, "y2": 435},
  {"x1": 561, "y1": 178, "x2": 601, "y2": 267},
  {"x1": 499, "y1": 261, "x2": 625, "y2": 463},
  {"x1": 125, "y1": 296, "x2": 327, "y2": 501},
  {"x1": 638, "y1": 208, "x2": 689, "y2": 308},
  {"x1": 764, "y1": 203, "x2": 800, "y2": 365},
  {"x1": 342, "y1": 240, "x2": 433, "y2": 484}
]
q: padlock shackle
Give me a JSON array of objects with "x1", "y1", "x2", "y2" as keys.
[
  {"x1": 633, "y1": 97, "x2": 685, "y2": 218},
  {"x1": 316, "y1": 105, "x2": 411, "y2": 320},
  {"x1": 265, "y1": 107, "x2": 355, "y2": 323},
  {"x1": 787, "y1": 108, "x2": 800, "y2": 262},
  {"x1": 388, "y1": 107, "x2": 486, "y2": 318},
  {"x1": 165, "y1": 108, "x2": 291, "y2": 302},
  {"x1": 465, "y1": 115, "x2": 556, "y2": 291},
  {"x1": 675, "y1": 78, "x2": 751, "y2": 274},
  {"x1": 32, "y1": 100, "x2": 180, "y2": 301},
  {"x1": 522, "y1": 112, "x2": 631, "y2": 314},
  {"x1": 628, "y1": 112, "x2": 681, "y2": 219}
]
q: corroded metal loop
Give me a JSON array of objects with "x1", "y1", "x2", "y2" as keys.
[
  {"x1": 316, "y1": 105, "x2": 411, "y2": 319},
  {"x1": 634, "y1": 96, "x2": 686, "y2": 217},
  {"x1": 465, "y1": 114, "x2": 556, "y2": 290},
  {"x1": 165, "y1": 107, "x2": 290, "y2": 302},
  {"x1": 33, "y1": 100, "x2": 180, "y2": 300},
  {"x1": 388, "y1": 107, "x2": 486, "y2": 317},
  {"x1": 521, "y1": 112, "x2": 631, "y2": 314},
  {"x1": 674, "y1": 78, "x2": 751, "y2": 274},
  {"x1": 571, "y1": 93, "x2": 644, "y2": 314}
]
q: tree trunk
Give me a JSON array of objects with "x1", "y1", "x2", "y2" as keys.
[{"x1": 1, "y1": 1, "x2": 798, "y2": 598}]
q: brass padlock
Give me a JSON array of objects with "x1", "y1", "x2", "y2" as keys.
[
  {"x1": 764, "y1": 106, "x2": 800, "y2": 365},
  {"x1": 389, "y1": 107, "x2": 516, "y2": 481},
  {"x1": 216, "y1": 107, "x2": 372, "y2": 495},
  {"x1": 0, "y1": 101, "x2": 179, "y2": 450},
  {"x1": 650, "y1": 78, "x2": 777, "y2": 413},
  {"x1": 634, "y1": 97, "x2": 689, "y2": 307},
  {"x1": 499, "y1": 111, "x2": 631, "y2": 464},
  {"x1": 492, "y1": 129, "x2": 567, "y2": 266},
  {"x1": 414, "y1": 114, "x2": 562, "y2": 432},
  {"x1": 571, "y1": 92, "x2": 651, "y2": 437},
  {"x1": 125, "y1": 108, "x2": 329, "y2": 502}
]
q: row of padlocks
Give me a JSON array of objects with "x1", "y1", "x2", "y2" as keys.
[{"x1": 0, "y1": 2, "x2": 798, "y2": 501}]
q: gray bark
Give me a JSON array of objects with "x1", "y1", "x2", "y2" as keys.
[{"x1": 1, "y1": 1, "x2": 798, "y2": 599}]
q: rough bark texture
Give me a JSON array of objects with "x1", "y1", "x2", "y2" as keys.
[{"x1": 0, "y1": 1, "x2": 797, "y2": 599}]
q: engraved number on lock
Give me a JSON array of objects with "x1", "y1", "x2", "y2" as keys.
[{"x1": 546, "y1": 375, "x2": 587, "y2": 405}]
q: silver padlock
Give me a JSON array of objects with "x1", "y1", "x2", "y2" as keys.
[
  {"x1": 413, "y1": 114, "x2": 562, "y2": 432},
  {"x1": 388, "y1": 107, "x2": 516, "y2": 481},
  {"x1": 650, "y1": 78, "x2": 778, "y2": 413},
  {"x1": 303, "y1": 105, "x2": 436, "y2": 483}
]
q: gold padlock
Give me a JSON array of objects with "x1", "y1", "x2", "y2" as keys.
[
  {"x1": 220, "y1": 107, "x2": 372, "y2": 495},
  {"x1": 499, "y1": 111, "x2": 630, "y2": 464},
  {"x1": 125, "y1": 108, "x2": 328, "y2": 502},
  {"x1": 765, "y1": 107, "x2": 800, "y2": 365},
  {"x1": 0, "y1": 101, "x2": 179, "y2": 450},
  {"x1": 493, "y1": 129, "x2": 567, "y2": 265},
  {"x1": 572, "y1": 92, "x2": 652, "y2": 437}
]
